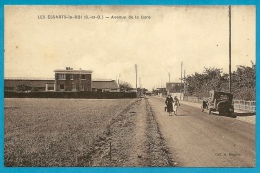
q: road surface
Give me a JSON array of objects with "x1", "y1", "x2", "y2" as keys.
[{"x1": 148, "y1": 97, "x2": 255, "y2": 167}]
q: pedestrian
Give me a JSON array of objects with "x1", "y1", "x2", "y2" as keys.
[
  {"x1": 173, "y1": 96, "x2": 180, "y2": 115},
  {"x1": 165, "y1": 94, "x2": 174, "y2": 116}
]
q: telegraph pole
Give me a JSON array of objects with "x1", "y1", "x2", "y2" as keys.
[
  {"x1": 168, "y1": 73, "x2": 170, "y2": 83},
  {"x1": 135, "y1": 64, "x2": 138, "y2": 98},
  {"x1": 181, "y1": 62, "x2": 183, "y2": 93},
  {"x1": 184, "y1": 70, "x2": 186, "y2": 94},
  {"x1": 139, "y1": 77, "x2": 142, "y2": 97},
  {"x1": 118, "y1": 74, "x2": 121, "y2": 85},
  {"x1": 168, "y1": 73, "x2": 171, "y2": 94},
  {"x1": 229, "y1": 5, "x2": 232, "y2": 93}
]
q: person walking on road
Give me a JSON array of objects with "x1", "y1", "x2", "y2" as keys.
[
  {"x1": 173, "y1": 96, "x2": 180, "y2": 115},
  {"x1": 165, "y1": 94, "x2": 174, "y2": 116}
]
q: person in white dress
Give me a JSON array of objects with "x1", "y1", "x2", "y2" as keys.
[{"x1": 173, "y1": 96, "x2": 180, "y2": 115}]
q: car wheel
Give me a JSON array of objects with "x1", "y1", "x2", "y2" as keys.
[{"x1": 227, "y1": 112, "x2": 236, "y2": 118}]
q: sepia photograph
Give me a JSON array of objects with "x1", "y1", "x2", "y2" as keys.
[{"x1": 4, "y1": 5, "x2": 255, "y2": 168}]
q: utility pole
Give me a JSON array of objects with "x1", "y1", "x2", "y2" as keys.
[
  {"x1": 184, "y1": 70, "x2": 186, "y2": 94},
  {"x1": 181, "y1": 62, "x2": 183, "y2": 93},
  {"x1": 168, "y1": 73, "x2": 170, "y2": 83},
  {"x1": 139, "y1": 77, "x2": 142, "y2": 97},
  {"x1": 135, "y1": 64, "x2": 138, "y2": 98},
  {"x1": 229, "y1": 5, "x2": 232, "y2": 93},
  {"x1": 168, "y1": 73, "x2": 171, "y2": 94},
  {"x1": 118, "y1": 74, "x2": 121, "y2": 85}
]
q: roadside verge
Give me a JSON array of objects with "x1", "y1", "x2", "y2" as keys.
[{"x1": 180, "y1": 100, "x2": 255, "y2": 125}]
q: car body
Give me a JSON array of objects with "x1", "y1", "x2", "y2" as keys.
[{"x1": 201, "y1": 90, "x2": 234, "y2": 115}]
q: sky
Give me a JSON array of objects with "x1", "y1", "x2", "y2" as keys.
[{"x1": 4, "y1": 6, "x2": 255, "y2": 90}]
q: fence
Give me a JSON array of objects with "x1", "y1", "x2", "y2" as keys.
[
  {"x1": 183, "y1": 96, "x2": 256, "y2": 113},
  {"x1": 233, "y1": 100, "x2": 256, "y2": 113},
  {"x1": 183, "y1": 96, "x2": 202, "y2": 103}
]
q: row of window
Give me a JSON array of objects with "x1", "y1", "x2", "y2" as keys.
[
  {"x1": 169, "y1": 84, "x2": 183, "y2": 87},
  {"x1": 59, "y1": 84, "x2": 84, "y2": 91},
  {"x1": 58, "y1": 74, "x2": 87, "y2": 80}
]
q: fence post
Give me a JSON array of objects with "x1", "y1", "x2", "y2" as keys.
[{"x1": 109, "y1": 141, "x2": 112, "y2": 162}]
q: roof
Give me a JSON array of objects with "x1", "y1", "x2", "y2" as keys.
[
  {"x1": 166, "y1": 82, "x2": 182, "y2": 84},
  {"x1": 54, "y1": 70, "x2": 93, "y2": 74},
  {"x1": 5, "y1": 79, "x2": 55, "y2": 88},
  {"x1": 210, "y1": 90, "x2": 232, "y2": 95},
  {"x1": 54, "y1": 67, "x2": 92, "y2": 74},
  {"x1": 5, "y1": 77, "x2": 54, "y2": 80},
  {"x1": 92, "y1": 79, "x2": 115, "y2": 82},
  {"x1": 92, "y1": 80, "x2": 119, "y2": 89}
]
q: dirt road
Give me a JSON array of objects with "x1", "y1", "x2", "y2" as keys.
[{"x1": 148, "y1": 97, "x2": 255, "y2": 167}]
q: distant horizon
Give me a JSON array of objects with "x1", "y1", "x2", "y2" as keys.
[{"x1": 4, "y1": 61, "x2": 255, "y2": 91}]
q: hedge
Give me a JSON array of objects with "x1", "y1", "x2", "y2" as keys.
[{"x1": 4, "y1": 91, "x2": 137, "y2": 99}]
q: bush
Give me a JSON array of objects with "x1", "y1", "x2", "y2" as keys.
[{"x1": 4, "y1": 91, "x2": 137, "y2": 99}]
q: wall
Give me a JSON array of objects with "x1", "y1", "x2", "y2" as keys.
[
  {"x1": 55, "y1": 73, "x2": 91, "y2": 92},
  {"x1": 169, "y1": 92, "x2": 184, "y2": 101}
]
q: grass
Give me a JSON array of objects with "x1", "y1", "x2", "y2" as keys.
[{"x1": 4, "y1": 98, "x2": 135, "y2": 166}]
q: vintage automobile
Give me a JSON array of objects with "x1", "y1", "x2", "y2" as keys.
[{"x1": 201, "y1": 90, "x2": 234, "y2": 115}]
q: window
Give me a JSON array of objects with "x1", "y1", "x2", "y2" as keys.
[
  {"x1": 81, "y1": 74, "x2": 86, "y2": 80},
  {"x1": 81, "y1": 85, "x2": 84, "y2": 91},
  {"x1": 60, "y1": 84, "x2": 65, "y2": 90},
  {"x1": 219, "y1": 95, "x2": 228, "y2": 100},
  {"x1": 58, "y1": 74, "x2": 66, "y2": 80},
  {"x1": 46, "y1": 84, "x2": 55, "y2": 91},
  {"x1": 70, "y1": 74, "x2": 73, "y2": 80},
  {"x1": 72, "y1": 84, "x2": 76, "y2": 91}
]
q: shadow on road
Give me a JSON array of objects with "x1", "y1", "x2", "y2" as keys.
[
  {"x1": 210, "y1": 112, "x2": 237, "y2": 118},
  {"x1": 210, "y1": 112, "x2": 255, "y2": 119},
  {"x1": 175, "y1": 114, "x2": 190, "y2": 116},
  {"x1": 234, "y1": 112, "x2": 255, "y2": 117}
]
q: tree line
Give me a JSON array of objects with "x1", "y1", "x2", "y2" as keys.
[{"x1": 185, "y1": 64, "x2": 255, "y2": 100}]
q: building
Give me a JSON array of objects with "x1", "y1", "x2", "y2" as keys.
[
  {"x1": 4, "y1": 67, "x2": 121, "y2": 92},
  {"x1": 166, "y1": 82, "x2": 185, "y2": 93},
  {"x1": 92, "y1": 79, "x2": 120, "y2": 92},
  {"x1": 152, "y1": 88, "x2": 167, "y2": 96},
  {"x1": 54, "y1": 67, "x2": 92, "y2": 92},
  {"x1": 4, "y1": 77, "x2": 55, "y2": 92}
]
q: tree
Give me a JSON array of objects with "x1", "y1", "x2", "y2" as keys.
[
  {"x1": 231, "y1": 65, "x2": 255, "y2": 100},
  {"x1": 185, "y1": 64, "x2": 255, "y2": 100},
  {"x1": 119, "y1": 81, "x2": 132, "y2": 92}
]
